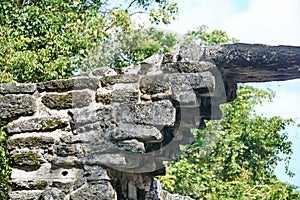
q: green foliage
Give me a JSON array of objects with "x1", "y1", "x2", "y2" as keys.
[
  {"x1": 160, "y1": 85, "x2": 300, "y2": 199},
  {"x1": 0, "y1": 0, "x2": 178, "y2": 83},
  {"x1": 81, "y1": 27, "x2": 178, "y2": 70},
  {"x1": 0, "y1": 121, "x2": 10, "y2": 200},
  {"x1": 184, "y1": 25, "x2": 239, "y2": 46}
]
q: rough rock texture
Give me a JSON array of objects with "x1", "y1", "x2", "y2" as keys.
[{"x1": 1, "y1": 43, "x2": 299, "y2": 200}]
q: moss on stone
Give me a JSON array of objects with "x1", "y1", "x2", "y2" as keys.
[
  {"x1": 29, "y1": 181, "x2": 48, "y2": 190},
  {"x1": 11, "y1": 151, "x2": 42, "y2": 166},
  {"x1": 96, "y1": 93, "x2": 112, "y2": 104}
]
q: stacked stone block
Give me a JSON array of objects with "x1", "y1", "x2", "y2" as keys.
[{"x1": 0, "y1": 46, "x2": 228, "y2": 200}]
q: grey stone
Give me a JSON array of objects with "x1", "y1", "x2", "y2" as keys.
[
  {"x1": 109, "y1": 124, "x2": 162, "y2": 142},
  {"x1": 42, "y1": 90, "x2": 93, "y2": 109},
  {"x1": 69, "y1": 107, "x2": 115, "y2": 127},
  {"x1": 140, "y1": 74, "x2": 170, "y2": 95},
  {"x1": 39, "y1": 188, "x2": 65, "y2": 200},
  {"x1": 115, "y1": 100, "x2": 176, "y2": 126},
  {"x1": 83, "y1": 165, "x2": 111, "y2": 182},
  {"x1": 7, "y1": 136, "x2": 55, "y2": 150},
  {"x1": 91, "y1": 67, "x2": 117, "y2": 77},
  {"x1": 117, "y1": 139, "x2": 145, "y2": 153},
  {"x1": 0, "y1": 82, "x2": 36, "y2": 94},
  {"x1": 177, "y1": 44, "x2": 204, "y2": 62},
  {"x1": 57, "y1": 144, "x2": 77, "y2": 156},
  {"x1": 52, "y1": 156, "x2": 79, "y2": 167},
  {"x1": 82, "y1": 154, "x2": 126, "y2": 166},
  {"x1": 9, "y1": 190, "x2": 43, "y2": 200},
  {"x1": 6, "y1": 116, "x2": 69, "y2": 133},
  {"x1": 111, "y1": 88, "x2": 139, "y2": 103},
  {"x1": 70, "y1": 182, "x2": 117, "y2": 200},
  {"x1": 37, "y1": 77, "x2": 100, "y2": 92},
  {"x1": 177, "y1": 61, "x2": 215, "y2": 73},
  {"x1": 11, "y1": 151, "x2": 44, "y2": 167},
  {"x1": 100, "y1": 74, "x2": 139, "y2": 87},
  {"x1": 0, "y1": 94, "x2": 37, "y2": 119}
]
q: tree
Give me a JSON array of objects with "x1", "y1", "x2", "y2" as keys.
[
  {"x1": 0, "y1": 0, "x2": 178, "y2": 83},
  {"x1": 80, "y1": 27, "x2": 178, "y2": 70},
  {"x1": 159, "y1": 85, "x2": 300, "y2": 199}
]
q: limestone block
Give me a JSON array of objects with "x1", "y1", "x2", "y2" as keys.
[
  {"x1": 39, "y1": 188, "x2": 65, "y2": 200},
  {"x1": 69, "y1": 107, "x2": 115, "y2": 126},
  {"x1": 0, "y1": 82, "x2": 36, "y2": 94},
  {"x1": 111, "y1": 84, "x2": 139, "y2": 103},
  {"x1": 109, "y1": 124, "x2": 162, "y2": 142},
  {"x1": 57, "y1": 144, "x2": 77, "y2": 157},
  {"x1": 42, "y1": 90, "x2": 93, "y2": 109},
  {"x1": 82, "y1": 154, "x2": 126, "y2": 166},
  {"x1": 177, "y1": 61, "x2": 215, "y2": 73},
  {"x1": 0, "y1": 94, "x2": 37, "y2": 119},
  {"x1": 100, "y1": 74, "x2": 139, "y2": 87},
  {"x1": 90, "y1": 66, "x2": 117, "y2": 77},
  {"x1": 70, "y1": 182, "x2": 117, "y2": 200},
  {"x1": 8, "y1": 190, "x2": 43, "y2": 200},
  {"x1": 83, "y1": 165, "x2": 111, "y2": 182},
  {"x1": 37, "y1": 77, "x2": 100, "y2": 92},
  {"x1": 11, "y1": 151, "x2": 44, "y2": 167},
  {"x1": 52, "y1": 156, "x2": 79, "y2": 168},
  {"x1": 117, "y1": 139, "x2": 145, "y2": 153},
  {"x1": 115, "y1": 100, "x2": 176, "y2": 126},
  {"x1": 10, "y1": 180, "x2": 48, "y2": 191},
  {"x1": 7, "y1": 135, "x2": 55, "y2": 150},
  {"x1": 10, "y1": 163, "x2": 84, "y2": 181},
  {"x1": 6, "y1": 116, "x2": 69, "y2": 134},
  {"x1": 177, "y1": 44, "x2": 204, "y2": 62}
]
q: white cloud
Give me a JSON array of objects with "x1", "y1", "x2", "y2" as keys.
[{"x1": 157, "y1": 0, "x2": 300, "y2": 45}]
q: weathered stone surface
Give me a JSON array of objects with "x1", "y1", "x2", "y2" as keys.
[
  {"x1": 90, "y1": 66, "x2": 117, "y2": 77},
  {"x1": 7, "y1": 136, "x2": 55, "y2": 150},
  {"x1": 140, "y1": 72, "x2": 215, "y2": 96},
  {"x1": 0, "y1": 82, "x2": 36, "y2": 94},
  {"x1": 39, "y1": 188, "x2": 65, "y2": 200},
  {"x1": 42, "y1": 90, "x2": 93, "y2": 109},
  {"x1": 6, "y1": 116, "x2": 69, "y2": 133},
  {"x1": 52, "y1": 156, "x2": 79, "y2": 167},
  {"x1": 37, "y1": 77, "x2": 100, "y2": 92},
  {"x1": 177, "y1": 61, "x2": 215, "y2": 73},
  {"x1": 83, "y1": 165, "x2": 111, "y2": 182},
  {"x1": 10, "y1": 180, "x2": 48, "y2": 191},
  {"x1": 70, "y1": 182, "x2": 117, "y2": 200},
  {"x1": 9, "y1": 190, "x2": 43, "y2": 200},
  {"x1": 69, "y1": 107, "x2": 115, "y2": 127},
  {"x1": 205, "y1": 43, "x2": 300, "y2": 82},
  {"x1": 109, "y1": 124, "x2": 162, "y2": 142},
  {"x1": 117, "y1": 139, "x2": 145, "y2": 153},
  {"x1": 82, "y1": 154, "x2": 126, "y2": 166},
  {"x1": 115, "y1": 100, "x2": 176, "y2": 126},
  {"x1": 0, "y1": 94, "x2": 36, "y2": 119},
  {"x1": 177, "y1": 44, "x2": 204, "y2": 62},
  {"x1": 100, "y1": 74, "x2": 139, "y2": 87},
  {"x1": 11, "y1": 151, "x2": 44, "y2": 167}
]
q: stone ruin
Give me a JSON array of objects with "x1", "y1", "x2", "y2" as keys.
[{"x1": 0, "y1": 44, "x2": 299, "y2": 200}]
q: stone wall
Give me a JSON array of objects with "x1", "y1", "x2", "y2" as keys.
[{"x1": 1, "y1": 44, "x2": 299, "y2": 200}]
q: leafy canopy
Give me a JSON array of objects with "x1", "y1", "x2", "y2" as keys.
[{"x1": 0, "y1": 0, "x2": 178, "y2": 83}]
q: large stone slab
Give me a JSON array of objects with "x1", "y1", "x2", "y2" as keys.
[
  {"x1": 37, "y1": 77, "x2": 100, "y2": 92},
  {"x1": 0, "y1": 82, "x2": 36, "y2": 94},
  {"x1": 0, "y1": 94, "x2": 37, "y2": 119},
  {"x1": 42, "y1": 90, "x2": 93, "y2": 109},
  {"x1": 6, "y1": 116, "x2": 69, "y2": 134},
  {"x1": 115, "y1": 100, "x2": 176, "y2": 126}
]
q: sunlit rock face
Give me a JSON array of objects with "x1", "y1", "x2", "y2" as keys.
[{"x1": 1, "y1": 43, "x2": 299, "y2": 200}]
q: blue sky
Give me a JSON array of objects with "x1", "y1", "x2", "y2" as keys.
[{"x1": 150, "y1": 0, "x2": 300, "y2": 186}]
